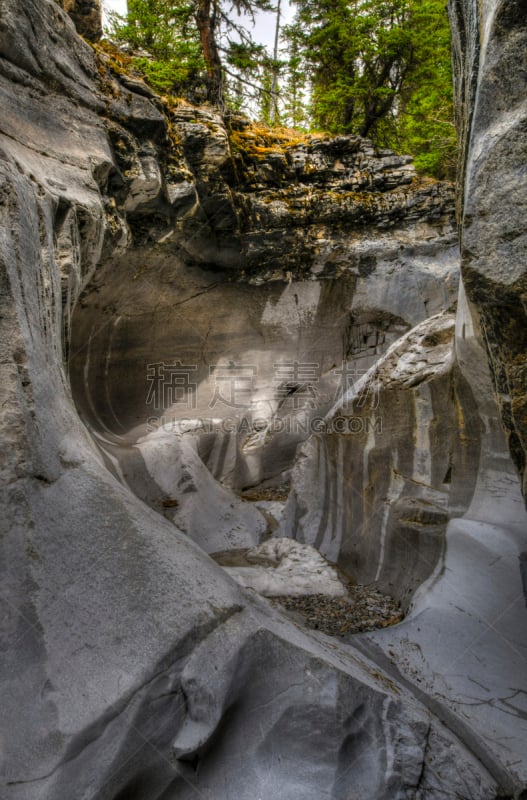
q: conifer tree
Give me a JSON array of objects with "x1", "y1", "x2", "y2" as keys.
[
  {"x1": 108, "y1": 0, "x2": 273, "y2": 106},
  {"x1": 107, "y1": 0, "x2": 205, "y2": 95},
  {"x1": 284, "y1": 0, "x2": 456, "y2": 177}
]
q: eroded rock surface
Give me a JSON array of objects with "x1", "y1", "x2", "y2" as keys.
[
  {"x1": 222, "y1": 538, "x2": 349, "y2": 597},
  {"x1": 0, "y1": 0, "x2": 525, "y2": 798},
  {"x1": 449, "y1": 0, "x2": 527, "y2": 499},
  {"x1": 69, "y1": 95, "x2": 458, "y2": 494},
  {"x1": 279, "y1": 313, "x2": 466, "y2": 606}
]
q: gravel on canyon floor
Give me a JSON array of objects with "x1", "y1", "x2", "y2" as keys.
[
  {"x1": 241, "y1": 485, "x2": 290, "y2": 502},
  {"x1": 270, "y1": 586, "x2": 404, "y2": 637},
  {"x1": 212, "y1": 546, "x2": 404, "y2": 637}
]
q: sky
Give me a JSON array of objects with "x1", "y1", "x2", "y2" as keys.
[{"x1": 102, "y1": 0, "x2": 294, "y2": 51}]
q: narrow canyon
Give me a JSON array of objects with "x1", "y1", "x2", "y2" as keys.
[{"x1": 0, "y1": 1, "x2": 526, "y2": 797}]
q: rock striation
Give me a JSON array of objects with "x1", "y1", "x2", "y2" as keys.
[
  {"x1": 279, "y1": 312, "x2": 464, "y2": 606},
  {"x1": 0, "y1": 0, "x2": 526, "y2": 798},
  {"x1": 69, "y1": 81, "x2": 459, "y2": 497}
]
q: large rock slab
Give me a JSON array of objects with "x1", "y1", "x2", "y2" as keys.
[
  {"x1": 223, "y1": 538, "x2": 349, "y2": 597},
  {"x1": 280, "y1": 313, "x2": 469, "y2": 605}
]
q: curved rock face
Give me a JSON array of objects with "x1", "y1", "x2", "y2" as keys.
[
  {"x1": 449, "y1": 0, "x2": 527, "y2": 499},
  {"x1": 279, "y1": 313, "x2": 480, "y2": 607},
  {"x1": 68, "y1": 98, "x2": 458, "y2": 509},
  {"x1": 0, "y1": 1, "x2": 526, "y2": 799}
]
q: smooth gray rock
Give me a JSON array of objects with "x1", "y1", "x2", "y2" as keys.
[
  {"x1": 353, "y1": 286, "x2": 527, "y2": 792},
  {"x1": 279, "y1": 313, "x2": 467, "y2": 606},
  {"x1": 69, "y1": 243, "x2": 459, "y2": 493},
  {"x1": 224, "y1": 538, "x2": 349, "y2": 596},
  {"x1": 0, "y1": 0, "x2": 525, "y2": 798},
  {"x1": 279, "y1": 283, "x2": 527, "y2": 792}
]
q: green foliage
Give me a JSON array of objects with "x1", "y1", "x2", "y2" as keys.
[
  {"x1": 258, "y1": 64, "x2": 274, "y2": 125},
  {"x1": 284, "y1": 0, "x2": 456, "y2": 178},
  {"x1": 130, "y1": 54, "x2": 203, "y2": 94},
  {"x1": 392, "y1": 0, "x2": 457, "y2": 178},
  {"x1": 227, "y1": 41, "x2": 266, "y2": 73},
  {"x1": 106, "y1": 0, "x2": 456, "y2": 177},
  {"x1": 107, "y1": 0, "x2": 275, "y2": 106},
  {"x1": 286, "y1": 0, "x2": 413, "y2": 137},
  {"x1": 279, "y1": 31, "x2": 308, "y2": 128},
  {"x1": 108, "y1": 0, "x2": 197, "y2": 59},
  {"x1": 107, "y1": 0, "x2": 206, "y2": 94}
]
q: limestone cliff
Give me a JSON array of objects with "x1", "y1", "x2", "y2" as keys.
[
  {"x1": 0, "y1": 1, "x2": 526, "y2": 799},
  {"x1": 449, "y1": 0, "x2": 527, "y2": 501}
]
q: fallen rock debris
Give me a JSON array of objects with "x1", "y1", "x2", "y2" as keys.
[{"x1": 271, "y1": 586, "x2": 404, "y2": 637}]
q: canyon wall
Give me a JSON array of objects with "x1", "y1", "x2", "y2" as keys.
[
  {"x1": 449, "y1": 0, "x2": 527, "y2": 500},
  {"x1": 0, "y1": 0, "x2": 526, "y2": 798}
]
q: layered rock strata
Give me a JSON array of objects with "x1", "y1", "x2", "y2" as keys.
[{"x1": 69, "y1": 88, "x2": 458, "y2": 499}]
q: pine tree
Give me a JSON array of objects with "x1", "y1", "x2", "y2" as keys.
[
  {"x1": 108, "y1": 0, "x2": 274, "y2": 107},
  {"x1": 258, "y1": 64, "x2": 273, "y2": 124},
  {"x1": 393, "y1": 0, "x2": 456, "y2": 178},
  {"x1": 107, "y1": 0, "x2": 205, "y2": 95},
  {"x1": 269, "y1": 0, "x2": 281, "y2": 123},
  {"x1": 284, "y1": 0, "x2": 456, "y2": 177},
  {"x1": 285, "y1": 0, "x2": 413, "y2": 137},
  {"x1": 280, "y1": 30, "x2": 308, "y2": 128}
]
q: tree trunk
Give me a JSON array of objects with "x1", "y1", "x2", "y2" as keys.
[
  {"x1": 270, "y1": 0, "x2": 281, "y2": 123},
  {"x1": 196, "y1": 0, "x2": 223, "y2": 107}
]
